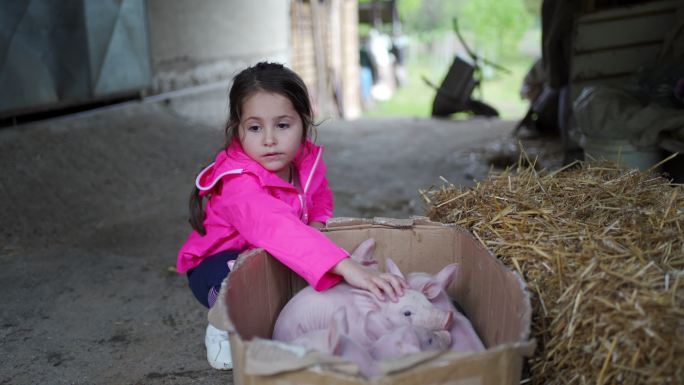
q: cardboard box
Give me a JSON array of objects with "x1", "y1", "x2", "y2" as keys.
[{"x1": 222, "y1": 217, "x2": 535, "y2": 385}]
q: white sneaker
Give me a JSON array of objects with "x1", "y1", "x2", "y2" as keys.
[{"x1": 205, "y1": 323, "x2": 233, "y2": 370}]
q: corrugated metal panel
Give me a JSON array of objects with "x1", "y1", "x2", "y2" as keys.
[
  {"x1": 84, "y1": 0, "x2": 151, "y2": 97},
  {"x1": 0, "y1": 0, "x2": 150, "y2": 117},
  {"x1": 0, "y1": 1, "x2": 89, "y2": 114}
]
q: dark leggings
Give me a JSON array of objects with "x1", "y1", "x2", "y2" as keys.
[{"x1": 186, "y1": 250, "x2": 240, "y2": 308}]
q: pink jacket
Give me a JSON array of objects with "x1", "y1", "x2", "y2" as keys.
[{"x1": 176, "y1": 139, "x2": 348, "y2": 291}]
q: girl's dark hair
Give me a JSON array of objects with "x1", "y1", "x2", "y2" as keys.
[{"x1": 189, "y1": 62, "x2": 314, "y2": 235}]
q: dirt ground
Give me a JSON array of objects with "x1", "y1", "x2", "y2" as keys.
[{"x1": 0, "y1": 89, "x2": 562, "y2": 384}]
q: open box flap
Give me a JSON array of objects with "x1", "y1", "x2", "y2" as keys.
[
  {"x1": 242, "y1": 337, "x2": 536, "y2": 378},
  {"x1": 244, "y1": 338, "x2": 359, "y2": 376}
]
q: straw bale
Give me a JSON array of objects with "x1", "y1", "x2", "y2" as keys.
[{"x1": 422, "y1": 157, "x2": 684, "y2": 385}]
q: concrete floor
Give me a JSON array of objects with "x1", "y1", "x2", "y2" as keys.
[{"x1": 0, "y1": 89, "x2": 559, "y2": 384}]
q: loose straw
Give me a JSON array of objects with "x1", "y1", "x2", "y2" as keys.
[{"x1": 423, "y1": 154, "x2": 684, "y2": 385}]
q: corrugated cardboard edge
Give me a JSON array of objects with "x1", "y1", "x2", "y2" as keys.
[
  {"x1": 207, "y1": 249, "x2": 264, "y2": 332},
  {"x1": 224, "y1": 216, "x2": 537, "y2": 385},
  {"x1": 326, "y1": 216, "x2": 419, "y2": 229},
  {"x1": 241, "y1": 337, "x2": 535, "y2": 379}
]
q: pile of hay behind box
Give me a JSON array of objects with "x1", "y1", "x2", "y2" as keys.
[
  {"x1": 222, "y1": 217, "x2": 534, "y2": 385},
  {"x1": 423, "y1": 159, "x2": 684, "y2": 385}
]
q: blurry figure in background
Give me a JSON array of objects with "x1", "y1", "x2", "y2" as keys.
[
  {"x1": 367, "y1": 29, "x2": 395, "y2": 101},
  {"x1": 359, "y1": 30, "x2": 408, "y2": 109},
  {"x1": 519, "y1": 59, "x2": 545, "y2": 103},
  {"x1": 540, "y1": 0, "x2": 581, "y2": 163},
  {"x1": 515, "y1": 58, "x2": 560, "y2": 138},
  {"x1": 359, "y1": 39, "x2": 376, "y2": 109},
  {"x1": 390, "y1": 34, "x2": 409, "y2": 87}
]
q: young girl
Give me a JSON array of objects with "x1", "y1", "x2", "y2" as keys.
[{"x1": 176, "y1": 62, "x2": 406, "y2": 370}]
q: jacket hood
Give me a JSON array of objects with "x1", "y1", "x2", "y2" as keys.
[{"x1": 195, "y1": 138, "x2": 324, "y2": 196}]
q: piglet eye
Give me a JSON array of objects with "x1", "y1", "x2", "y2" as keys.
[
  {"x1": 403, "y1": 311, "x2": 412, "y2": 317},
  {"x1": 428, "y1": 338, "x2": 433, "y2": 345}
]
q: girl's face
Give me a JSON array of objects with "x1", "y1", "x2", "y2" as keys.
[{"x1": 238, "y1": 91, "x2": 304, "y2": 181}]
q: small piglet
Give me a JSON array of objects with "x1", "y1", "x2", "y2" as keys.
[
  {"x1": 352, "y1": 238, "x2": 485, "y2": 353},
  {"x1": 272, "y1": 279, "x2": 453, "y2": 347},
  {"x1": 272, "y1": 238, "x2": 482, "y2": 378},
  {"x1": 273, "y1": 240, "x2": 454, "y2": 347},
  {"x1": 386, "y1": 259, "x2": 485, "y2": 353},
  {"x1": 368, "y1": 324, "x2": 451, "y2": 361},
  {"x1": 289, "y1": 307, "x2": 450, "y2": 377}
]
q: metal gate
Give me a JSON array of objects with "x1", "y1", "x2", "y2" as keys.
[{"x1": 0, "y1": 0, "x2": 151, "y2": 118}]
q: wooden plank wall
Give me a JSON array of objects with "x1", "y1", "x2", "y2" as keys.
[
  {"x1": 290, "y1": 0, "x2": 360, "y2": 120},
  {"x1": 570, "y1": 0, "x2": 683, "y2": 102},
  {"x1": 291, "y1": 3, "x2": 317, "y2": 97}
]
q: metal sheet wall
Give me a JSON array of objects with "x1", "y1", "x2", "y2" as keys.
[{"x1": 0, "y1": 0, "x2": 150, "y2": 117}]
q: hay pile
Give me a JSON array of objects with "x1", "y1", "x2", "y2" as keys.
[{"x1": 422, "y1": 156, "x2": 684, "y2": 385}]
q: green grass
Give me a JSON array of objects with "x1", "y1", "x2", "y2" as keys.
[
  {"x1": 479, "y1": 54, "x2": 534, "y2": 119},
  {"x1": 362, "y1": 46, "x2": 535, "y2": 120},
  {"x1": 362, "y1": 61, "x2": 440, "y2": 118}
]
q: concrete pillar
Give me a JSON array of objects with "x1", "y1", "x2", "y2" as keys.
[{"x1": 146, "y1": 0, "x2": 290, "y2": 93}]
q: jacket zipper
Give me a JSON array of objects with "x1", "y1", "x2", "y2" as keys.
[
  {"x1": 298, "y1": 147, "x2": 321, "y2": 222},
  {"x1": 299, "y1": 194, "x2": 309, "y2": 223},
  {"x1": 303, "y1": 147, "x2": 323, "y2": 194}
]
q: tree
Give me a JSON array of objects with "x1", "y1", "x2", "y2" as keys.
[
  {"x1": 397, "y1": 0, "x2": 462, "y2": 35},
  {"x1": 459, "y1": 0, "x2": 534, "y2": 60}
]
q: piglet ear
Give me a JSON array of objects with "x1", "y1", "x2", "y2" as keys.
[
  {"x1": 435, "y1": 263, "x2": 459, "y2": 290},
  {"x1": 327, "y1": 307, "x2": 348, "y2": 351},
  {"x1": 433, "y1": 330, "x2": 452, "y2": 350},
  {"x1": 351, "y1": 289, "x2": 382, "y2": 314},
  {"x1": 398, "y1": 327, "x2": 422, "y2": 354},
  {"x1": 364, "y1": 310, "x2": 394, "y2": 341},
  {"x1": 351, "y1": 238, "x2": 376, "y2": 260},
  {"x1": 420, "y1": 281, "x2": 442, "y2": 300},
  {"x1": 384, "y1": 258, "x2": 405, "y2": 278}
]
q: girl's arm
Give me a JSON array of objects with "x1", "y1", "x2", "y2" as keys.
[
  {"x1": 307, "y1": 158, "x2": 406, "y2": 300},
  {"x1": 306, "y1": 218, "x2": 405, "y2": 299},
  {"x1": 215, "y1": 174, "x2": 346, "y2": 291}
]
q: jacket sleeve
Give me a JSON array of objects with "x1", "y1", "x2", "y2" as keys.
[
  {"x1": 308, "y1": 156, "x2": 334, "y2": 224},
  {"x1": 214, "y1": 173, "x2": 347, "y2": 291}
]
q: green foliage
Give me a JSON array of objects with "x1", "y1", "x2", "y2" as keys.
[
  {"x1": 358, "y1": 22, "x2": 373, "y2": 38},
  {"x1": 522, "y1": 0, "x2": 543, "y2": 16},
  {"x1": 365, "y1": 0, "x2": 540, "y2": 119},
  {"x1": 397, "y1": 0, "x2": 536, "y2": 52},
  {"x1": 397, "y1": 0, "x2": 462, "y2": 35},
  {"x1": 363, "y1": 50, "x2": 533, "y2": 120},
  {"x1": 460, "y1": 0, "x2": 534, "y2": 59}
]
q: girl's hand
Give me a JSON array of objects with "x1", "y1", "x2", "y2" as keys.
[{"x1": 331, "y1": 258, "x2": 407, "y2": 302}]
